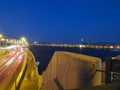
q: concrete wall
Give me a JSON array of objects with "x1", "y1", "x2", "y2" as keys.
[{"x1": 42, "y1": 51, "x2": 102, "y2": 90}]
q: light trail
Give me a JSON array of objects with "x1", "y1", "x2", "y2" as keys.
[{"x1": 0, "y1": 45, "x2": 26, "y2": 87}]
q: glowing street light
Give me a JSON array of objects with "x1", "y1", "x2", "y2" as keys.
[
  {"x1": 20, "y1": 37, "x2": 28, "y2": 45},
  {"x1": 0, "y1": 34, "x2": 3, "y2": 38},
  {"x1": 21, "y1": 37, "x2": 26, "y2": 42},
  {"x1": 20, "y1": 37, "x2": 27, "y2": 43}
]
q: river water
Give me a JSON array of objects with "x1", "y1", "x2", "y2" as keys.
[{"x1": 29, "y1": 46, "x2": 120, "y2": 74}]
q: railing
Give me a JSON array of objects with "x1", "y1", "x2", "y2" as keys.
[
  {"x1": 65, "y1": 57, "x2": 120, "y2": 90},
  {"x1": 105, "y1": 57, "x2": 120, "y2": 84}
]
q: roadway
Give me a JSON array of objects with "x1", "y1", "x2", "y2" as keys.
[{"x1": 0, "y1": 45, "x2": 27, "y2": 90}]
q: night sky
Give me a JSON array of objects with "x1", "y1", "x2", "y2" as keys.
[{"x1": 0, "y1": 0, "x2": 120, "y2": 43}]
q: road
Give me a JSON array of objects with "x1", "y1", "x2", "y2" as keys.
[{"x1": 0, "y1": 45, "x2": 26, "y2": 89}]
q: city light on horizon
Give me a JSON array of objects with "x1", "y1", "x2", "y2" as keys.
[{"x1": 0, "y1": 34, "x2": 29, "y2": 47}]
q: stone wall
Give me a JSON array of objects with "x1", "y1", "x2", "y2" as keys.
[{"x1": 42, "y1": 51, "x2": 102, "y2": 90}]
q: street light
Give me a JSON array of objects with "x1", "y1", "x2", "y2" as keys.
[
  {"x1": 21, "y1": 37, "x2": 26, "y2": 42},
  {"x1": 0, "y1": 34, "x2": 3, "y2": 38},
  {"x1": 20, "y1": 37, "x2": 28, "y2": 45}
]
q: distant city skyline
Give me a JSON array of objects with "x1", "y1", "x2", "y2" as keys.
[{"x1": 0, "y1": 0, "x2": 120, "y2": 43}]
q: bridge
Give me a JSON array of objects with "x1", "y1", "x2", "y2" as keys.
[{"x1": 0, "y1": 45, "x2": 42, "y2": 90}]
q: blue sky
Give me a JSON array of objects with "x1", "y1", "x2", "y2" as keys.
[{"x1": 0, "y1": 0, "x2": 120, "y2": 43}]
